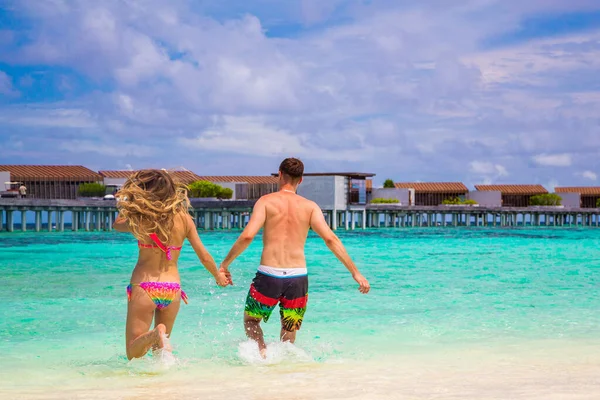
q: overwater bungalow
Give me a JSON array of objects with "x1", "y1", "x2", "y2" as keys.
[
  {"x1": 0, "y1": 165, "x2": 101, "y2": 200},
  {"x1": 99, "y1": 169, "x2": 202, "y2": 194},
  {"x1": 555, "y1": 187, "x2": 600, "y2": 208},
  {"x1": 474, "y1": 184, "x2": 548, "y2": 207},
  {"x1": 393, "y1": 182, "x2": 468, "y2": 206},
  {"x1": 196, "y1": 176, "x2": 279, "y2": 200}
]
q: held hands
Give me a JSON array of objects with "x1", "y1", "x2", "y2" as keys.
[
  {"x1": 352, "y1": 272, "x2": 370, "y2": 294},
  {"x1": 216, "y1": 264, "x2": 233, "y2": 286},
  {"x1": 215, "y1": 271, "x2": 230, "y2": 287}
]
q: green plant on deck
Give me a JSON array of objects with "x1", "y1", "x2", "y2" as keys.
[
  {"x1": 442, "y1": 197, "x2": 478, "y2": 205},
  {"x1": 442, "y1": 197, "x2": 460, "y2": 205},
  {"x1": 370, "y1": 198, "x2": 400, "y2": 204},
  {"x1": 462, "y1": 199, "x2": 478, "y2": 205},
  {"x1": 188, "y1": 180, "x2": 221, "y2": 198},
  {"x1": 217, "y1": 187, "x2": 233, "y2": 199},
  {"x1": 530, "y1": 193, "x2": 562, "y2": 206},
  {"x1": 596, "y1": 198, "x2": 600, "y2": 208},
  {"x1": 383, "y1": 179, "x2": 395, "y2": 189},
  {"x1": 78, "y1": 183, "x2": 106, "y2": 197},
  {"x1": 188, "y1": 180, "x2": 234, "y2": 199}
]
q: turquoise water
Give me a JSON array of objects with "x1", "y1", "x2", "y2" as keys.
[{"x1": 2, "y1": 228, "x2": 600, "y2": 399}]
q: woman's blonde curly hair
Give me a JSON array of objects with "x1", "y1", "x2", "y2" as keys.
[{"x1": 116, "y1": 169, "x2": 190, "y2": 244}]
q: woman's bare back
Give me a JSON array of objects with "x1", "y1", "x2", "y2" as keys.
[{"x1": 131, "y1": 213, "x2": 189, "y2": 282}]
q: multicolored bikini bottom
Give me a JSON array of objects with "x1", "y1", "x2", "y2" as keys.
[{"x1": 127, "y1": 282, "x2": 188, "y2": 310}]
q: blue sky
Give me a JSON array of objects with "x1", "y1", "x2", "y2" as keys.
[{"x1": 1, "y1": 0, "x2": 600, "y2": 188}]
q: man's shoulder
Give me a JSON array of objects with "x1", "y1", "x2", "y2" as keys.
[
  {"x1": 296, "y1": 196, "x2": 319, "y2": 211},
  {"x1": 258, "y1": 193, "x2": 317, "y2": 208},
  {"x1": 255, "y1": 193, "x2": 279, "y2": 208},
  {"x1": 302, "y1": 197, "x2": 318, "y2": 207},
  {"x1": 256, "y1": 192, "x2": 277, "y2": 203}
]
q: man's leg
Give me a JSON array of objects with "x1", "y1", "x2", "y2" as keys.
[
  {"x1": 244, "y1": 271, "x2": 280, "y2": 359},
  {"x1": 279, "y1": 275, "x2": 308, "y2": 344},
  {"x1": 244, "y1": 313, "x2": 267, "y2": 358},
  {"x1": 280, "y1": 327, "x2": 297, "y2": 343},
  {"x1": 279, "y1": 307, "x2": 305, "y2": 344}
]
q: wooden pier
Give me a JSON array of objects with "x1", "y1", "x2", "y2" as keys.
[
  {"x1": 0, "y1": 199, "x2": 255, "y2": 232},
  {"x1": 361, "y1": 205, "x2": 600, "y2": 228},
  {"x1": 0, "y1": 199, "x2": 599, "y2": 232}
]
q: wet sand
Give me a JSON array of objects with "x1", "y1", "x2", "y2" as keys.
[{"x1": 3, "y1": 341, "x2": 599, "y2": 400}]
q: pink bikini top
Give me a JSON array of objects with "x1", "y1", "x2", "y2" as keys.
[{"x1": 138, "y1": 233, "x2": 182, "y2": 261}]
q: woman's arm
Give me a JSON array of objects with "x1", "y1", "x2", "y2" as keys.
[
  {"x1": 114, "y1": 213, "x2": 131, "y2": 232},
  {"x1": 185, "y1": 213, "x2": 230, "y2": 286}
]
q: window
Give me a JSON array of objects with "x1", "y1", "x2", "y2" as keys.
[{"x1": 349, "y1": 178, "x2": 366, "y2": 205}]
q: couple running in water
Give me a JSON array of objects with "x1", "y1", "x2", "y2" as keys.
[{"x1": 116, "y1": 158, "x2": 370, "y2": 360}]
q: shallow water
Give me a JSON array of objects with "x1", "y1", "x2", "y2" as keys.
[{"x1": 1, "y1": 228, "x2": 600, "y2": 399}]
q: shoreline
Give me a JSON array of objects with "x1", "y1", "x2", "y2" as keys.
[{"x1": 3, "y1": 339, "x2": 600, "y2": 399}]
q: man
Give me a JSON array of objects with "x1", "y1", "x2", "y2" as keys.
[
  {"x1": 219, "y1": 158, "x2": 370, "y2": 358},
  {"x1": 19, "y1": 183, "x2": 27, "y2": 198}
]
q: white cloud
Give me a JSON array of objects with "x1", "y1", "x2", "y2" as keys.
[
  {"x1": 1, "y1": 0, "x2": 600, "y2": 181},
  {"x1": 114, "y1": 33, "x2": 169, "y2": 87},
  {"x1": 299, "y1": 0, "x2": 347, "y2": 25},
  {"x1": 532, "y1": 153, "x2": 572, "y2": 167},
  {"x1": 180, "y1": 115, "x2": 384, "y2": 162},
  {"x1": 546, "y1": 178, "x2": 559, "y2": 192},
  {"x1": 0, "y1": 107, "x2": 96, "y2": 128},
  {"x1": 0, "y1": 71, "x2": 19, "y2": 97},
  {"x1": 468, "y1": 161, "x2": 509, "y2": 185},
  {"x1": 183, "y1": 115, "x2": 307, "y2": 157},
  {"x1": 579, "y1": 170, "x2": 598, "y2": 181},
  {"x1": 60, "y1": 140, "x2": 155, "y2": 157},
  {"x1": 469, "y1": 161, "x2": 508, "y2": 177},
  {"x1": 466, "y1": 32, "x2": 600, "y2": 87}
]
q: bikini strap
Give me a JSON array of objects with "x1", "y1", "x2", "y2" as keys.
[
  {"x1": 148, "y1": 233, "x2": 173, "y2": 260},
  {"x1": 148, "y1": 233, "x2": 166, "y2": 250}
]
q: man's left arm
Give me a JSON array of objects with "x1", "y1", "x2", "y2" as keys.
[{"x1": 220, "y1": 198, "x2": 267, "y2": 274}]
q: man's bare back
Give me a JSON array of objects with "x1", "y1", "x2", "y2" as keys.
[{"x1": 258, "y1": 190, "x2": 315, "y2": 269}]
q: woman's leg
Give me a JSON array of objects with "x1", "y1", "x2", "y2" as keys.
[
  {"x1": 154, "y1": 294, "x2": 181, "y2": 341},
  {"x1": 126, "y1": 286, "x2": 163, "y2": 360}
]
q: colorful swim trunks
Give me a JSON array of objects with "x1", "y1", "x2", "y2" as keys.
[{"x1": 244, "y1": 265, "x2": 308, "y2": 332}]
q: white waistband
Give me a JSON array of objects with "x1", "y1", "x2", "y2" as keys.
[{"x1": 258, "y1": 265, "x2": 307, "y2": 277}]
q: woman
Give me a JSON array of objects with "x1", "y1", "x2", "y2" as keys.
[{"x1": 114, "y1": 169, "x2": 229, "y2": 359}]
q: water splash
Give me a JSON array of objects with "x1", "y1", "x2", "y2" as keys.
[
  {"x1": 153, "y1": 348, "x2": 177, "y2": 369},
  {"x1": 125, "y1": 351, "x2": 178, "y2": 375},
  {"x1": 153, "y1": 332, "x2": 177, "y2": 368},
  {"x1": 237, "y1": 340, "x2": 314, "y2": 365},
  {"x1": 124, "y1": 333, "x2": 178, "y2": 374}
]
